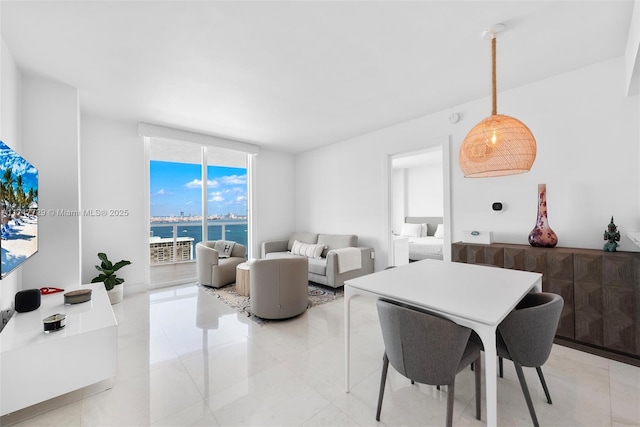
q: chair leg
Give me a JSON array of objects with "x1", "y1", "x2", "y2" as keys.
[
  {"x1": 513, "y1": 362, "x2": 540, "y2": 427},
  {"x1": 376, "y1": 354, "x2": 389, "y2": 421},
  {"x1": 446, "y1": 381, "x2": 455, "y2": 427},
  {"x1": 474, "y1": 356, "x2": 482, "y2": 421},
  {"x1": 536, "y1": 367, "x2": 552, "y2": 404},
  {"x1": 499, "y1": 356, "x2": 504, "y2": 378}
]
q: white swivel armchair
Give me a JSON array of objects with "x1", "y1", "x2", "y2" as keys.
[
  {"x1": 196, "y1": 241, "x2": 246, "y2": 288},
  {"x1": 250, "y1": 257, "x2": 309, "y2": 319}
]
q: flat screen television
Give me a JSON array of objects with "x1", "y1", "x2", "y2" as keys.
[{"x1": 0, "y1": 140, "x2": 38, "y2": 278}]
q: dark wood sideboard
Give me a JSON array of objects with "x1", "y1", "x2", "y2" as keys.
[{"x1": 452, "y1": 242, "x2": 640, "y2": 366}]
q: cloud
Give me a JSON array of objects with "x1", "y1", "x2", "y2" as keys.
[
  {"x1": 184, "y1": 175, "x2": 245, "y2": 190},
  {"x1": 185, "y1": 179, "x2": 220, "y2": 189},
  {"x1": 221, "y1": 174, "x2": 247, "y2": 185},
  {"x1": 209, "y1": 191, "x2": 224, "y2": 202},
  {"x1": 185, "y1": 179, "x2": 202, "y2": 189},
  {"x1": 155, "y1": 189, "x2": 166, "y2": 195}
]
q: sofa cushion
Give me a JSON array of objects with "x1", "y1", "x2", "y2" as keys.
[
  {"x1": 317, "y1": 234, "x2": 358, "y2": 258},
  {"x1": 287, "y1": 232, "x2": 319, "y2": 250},
  {"x1": 264, "y1": 251, "x2": 300, "y2": 260},
  {"x1": 307, "y1": 257, "x2": 327, "y2": 276},
  {"x1": 291, "y1": 240, "x2": 325, "y2": 259},
  {"x1": 263, "y1": 251, "x2": 326, "y2": 275}
]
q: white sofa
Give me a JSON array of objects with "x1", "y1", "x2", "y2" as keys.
[{"x1": 261, "y1": 232, "x2": 374, "y2": 289}]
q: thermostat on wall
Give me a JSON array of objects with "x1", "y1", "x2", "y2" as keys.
[{"x1": 462, "y1": 230, "x2": 493, "y2": 245}]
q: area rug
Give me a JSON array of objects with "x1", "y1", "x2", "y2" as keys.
[{"x1": 199, "y1": 282, "x2": 343, "y2": 325}]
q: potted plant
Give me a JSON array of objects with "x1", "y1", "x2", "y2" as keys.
[{"x1": 91, "y1": 252, "x2": 131, "y2": 304}]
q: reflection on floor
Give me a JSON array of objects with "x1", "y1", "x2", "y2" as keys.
[
  {"x1": 150, "y1": 262, "x2": 197, "y2": 289},
  {"x1": 2, "y1": 283, "x2": 639, "y2": 426}
]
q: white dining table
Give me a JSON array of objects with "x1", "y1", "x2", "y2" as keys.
[{"x1": 344, "y1": 259, "x2": 542, "y2": 427}]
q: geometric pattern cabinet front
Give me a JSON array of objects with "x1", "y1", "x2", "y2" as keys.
[
  {"x1": 451, "y1": 243, "x2": 467, "y2": 263},
  {"x1": 452, "y1": 242, "x2": 504, "y2": 266},
  {"x1": 452, "y1": 242, "x2": 640, "y2": 360},
  {"x1": 601, "y1": 253, "x2": 639, "y2": 355},
  {"x1": 504, "y1": 246, "x2": 546, "y2": 273},
  {"x1": 467, "y1": 244, "x2": 504, "y2": 267},
  {"x1": 574, "y1": 253, "x2": 604, "y2": 347},
  {"x1": 502, "y1": 246, "x2": 573, "y2": 338},
  {"x1": 546, "y1": 250, "x2": 575, "y2": 339}
]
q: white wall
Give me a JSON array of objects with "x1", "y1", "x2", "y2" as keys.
[
  {"x1": 80, "y1": 114, "x2": 147, "y2": 294},
  {"x1": 20, "y1": 75, "x2": 81, "y2": 289},
  {"x1": 625, "y1": 0, "x2": 640, "y2": 95},
  {"x1": 3, "y1": 48, "x2": 636, "y2": 296},
  {"x1": 295, "y1": 57, "x2": 640, "y2": 270},
  {"x1": 1, "y1": 39, "x2": 19, "y2": 147},
  {"x1": 391, "y1": 168, "x2": 405, "y2": 234},
  {"x1": 406, "y1": 165, "x2": 443, "y2": 217},
  {"x1": 296, "y1": 134, "x2": 388, "y2": 263},
  {"x1": 252, "y1": 148, "x2": 296, "y2": 257},
  {"x1": 79, "y1": 117, "x2": 296, "y2": 291},
  {"x1": 391, "y1": 163, "x2": 444, "y2": 231},
  {"x1": 0, "y1": 36, "x2": 21, "y2": 313}
]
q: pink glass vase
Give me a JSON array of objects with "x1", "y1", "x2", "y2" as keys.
[{"x1": 528, "y1": 184, "x2": 558, "y2": 248}]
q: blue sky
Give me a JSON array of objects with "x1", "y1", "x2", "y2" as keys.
[
  {"x1": 150, "y1": 161, "x2": 247, "y2": 217},
  {"x1": 0, "y1": 140, "x2": 38, "y2": 195}
]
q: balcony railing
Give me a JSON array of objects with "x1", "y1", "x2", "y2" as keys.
[{"x1": 149, "y1": 221, "x2": 247, "y2": 265}]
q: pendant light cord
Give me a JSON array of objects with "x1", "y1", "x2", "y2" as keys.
[{"x1": 491, "y1": 35, "x2": 497, "y2": 116}]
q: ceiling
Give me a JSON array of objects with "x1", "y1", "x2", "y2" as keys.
[{"x1": 1, "y1": 1, "x2": 634, "y2": 154}]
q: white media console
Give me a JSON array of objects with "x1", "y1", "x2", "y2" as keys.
[{"x1": 0, "y1": 283, "x2": 117, "y2": 415}]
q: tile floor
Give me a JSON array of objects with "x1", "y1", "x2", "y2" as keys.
[{"x1": 2, "y1": 283, "x2": 639, "y2": 426}]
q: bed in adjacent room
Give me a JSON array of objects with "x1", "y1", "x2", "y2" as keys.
[{"x1": 399, "y1": 216, "x2": 444, "y2": 261}]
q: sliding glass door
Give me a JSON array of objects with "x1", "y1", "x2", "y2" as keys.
[
  {"x1": 205, "y1": 159, "x2": 248, "y2": 249},
  {"x1": 148, "y1": 139, "x2": 247, "y2": 287}
]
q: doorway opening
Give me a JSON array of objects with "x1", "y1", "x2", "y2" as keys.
[{"x1": 387, "y1": 138, "x2": 451, "y2": 266}]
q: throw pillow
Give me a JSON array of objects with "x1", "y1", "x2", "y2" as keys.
[
  {"x1": 434, "y1": 224, "x2": 444, "y2": 239},
  {"x1": 400, "y1": 223, "x2": 422, "y2": 237},
  {"x1": 291, "y1": 239, "x2": 325, "y2": 259},
  {"x1": 214, "y1": 240, "x2": 236, "y2": 258}
]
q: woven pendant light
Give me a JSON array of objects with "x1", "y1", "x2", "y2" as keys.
[{"x1": 459, "y1": 25, "x2": 536, "y2": 178}]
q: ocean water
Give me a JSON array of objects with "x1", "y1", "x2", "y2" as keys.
[{"x1": 150, "y1": 221, "x2": 248, "y2": 248}]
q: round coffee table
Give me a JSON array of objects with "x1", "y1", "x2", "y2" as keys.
[{"x1": 236, "y1": 262, "x2": 250, "y2": 297}]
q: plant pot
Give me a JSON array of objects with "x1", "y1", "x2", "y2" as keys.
[{"x1": 107, "y1": 285, "x2": 123, "y2": 304}]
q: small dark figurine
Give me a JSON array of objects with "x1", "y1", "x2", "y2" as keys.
[{"x1": 603, "y1": 216, "x2": 620, "y2": 252}]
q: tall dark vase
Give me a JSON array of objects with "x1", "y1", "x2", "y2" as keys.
[{"x1": 528, "y1": 183, "x2": 558, "y2": 248}]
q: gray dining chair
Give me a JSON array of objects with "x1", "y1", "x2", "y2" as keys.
[
  {"x1": 497, "y1": 292, "x2": 564, "y2": 427},
  {"x1": 375, "y1": 299, "x2": 482, "y2": 427}
]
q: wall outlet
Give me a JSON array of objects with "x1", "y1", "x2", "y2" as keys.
[{"x1": 370, "y1": 251, "x2": 375, "y2": 259}]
